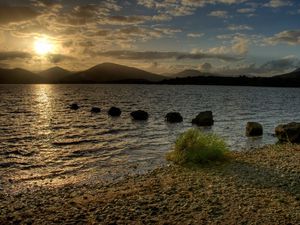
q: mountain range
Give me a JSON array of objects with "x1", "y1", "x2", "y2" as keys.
[{"x1": 0, "y1": 62, "x2": 299, "y2": 87}]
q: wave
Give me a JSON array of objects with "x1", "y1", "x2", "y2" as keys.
[{"x1": 52, "y1": 139, "x2": 99, "y2": 146}]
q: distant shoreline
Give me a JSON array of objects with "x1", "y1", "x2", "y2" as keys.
[
  {"x1": 1, "y1": 144, "x2": 299, "y2": 224},
  {"x1": 1, "y1": 63, "x2": 300, "y2": 87},
  {"x1": 1, "y1": 82, "x2": 300, "y2": 88}
]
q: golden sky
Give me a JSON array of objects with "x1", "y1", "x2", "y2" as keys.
[{"x1": 0, "y1": 0, "x2": 300, "y2": 76}]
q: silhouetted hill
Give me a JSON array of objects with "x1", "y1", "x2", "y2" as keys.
[
  {"x1": 0, "y1": 63, "x2": 300, "y2": 86},
  {"x1": 294, "y1": 68, "x2": 300, "y2": 72},
  {"x1": 172, "y1": 69, "x2": 218, "y2": 78},
  {"x1": 39, "y1": 66, "x2": 72, "y2": 83},
  {"x1": 0, "y1": 68, "x2": 42, "y2": 84},
  {"x1": 273, "y1": 70, "x2": 300, "y2": 80},
  {"x1": 62, "y1": 63, "x2": 165, "y2": 83}
]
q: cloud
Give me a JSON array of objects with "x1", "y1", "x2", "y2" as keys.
[
  {"x1": 208, "y1": 10, "x2": 229, "y2": 18},
  {"x1": 264, "y1": 0, "x2": 293, "y2": 8},
  {"x1": 228, "y1": 24, "x2": 253, "y2": 31},
  {"x1": 94, "y1": 50, "x2": 241, "y2": 61},
  {"x1": 207, "y1": 36, "x2": 250, "y2": 55},
  {"x1": 0, "y1": 51, "x2": 32, "y2": 61},
  {"x1": 47, "y1": 54, "x2": 75, "y2": 63},
  {"x1": 0, "y1": 5, "x2": 40, "y2": 25},
  {"x1": 220, "y1": 57, "x2": 300, "y2": 76},
  {"x1": 265, "y1": 30, "x2": 300, "y2": 45},
  {"x1": 200, "y1": 62, "x2": 213, "y2": 71},
  {"x1": 138, "y1": 0, "x2": 245, "y2": 18},
  {"x1": 106, "y1": 15, "x2": 151, "y2": 25},
  {"x1": 187, "y1": 33, "x2": 204, "y2": 38},
  {"x1": 237, "y1": 8, "x2": 256, "y2": 13}
]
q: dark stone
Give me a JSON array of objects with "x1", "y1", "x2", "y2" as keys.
[
  {"x1": 192, "y1": 111, "x2": 214, "y2": 126},
  {"x1": 91, "y1": 107, "x2": 101, "y2": 113},
  {"x1": 108, "y1": 107, "x2": 121, "y2": 117},
  {"x1": 130, "y1": 110, "x2": 149, "y2": 121},
  {"x1": 246, "y1": 122, "x2": 263, "y2": 136},
  {"x1": 275, "y1": 122, "x2": 300, "y2": 143},
  {"x1": 70, "y1": 103, "x2": 79, "y2": 110},
  {"x1": 165, "y1": 112, "x2": 183, "y2": 123}
]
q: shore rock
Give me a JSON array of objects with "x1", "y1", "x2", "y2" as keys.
[
  {"x1": 70, "y1": 103, "x2": 79, "y2": 110},
  {"x1": 246, "y1": 122, "x2": 263, "y2": 136},
  {"x1": 165, "y1": 112, "x2": 183, "y2": 123},
  {"x1": 275, "y1": 122, "x2": 300, "y2": 143},
  {"x1": 91, "y1": 107, "x2": 101, "y2": 113},
  {"x1": 131, "y1": 110, "x2": 149, "y2": 120},
  {"x1": 108, "y1": 107, "x2": 121, "y2": 117},
  {"x1": 192, "y1": 111, "x2": 214, "y2": 126}
]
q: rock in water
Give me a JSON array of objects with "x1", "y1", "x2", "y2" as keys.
[
  {"x1": 70, "y1": 103, "x2": 79, "y2": 110},
  {"x1": 192, "y1": 111, "x2": 214, "y2": 126},
  {"x1": 275, "y1": 122, "x2": 300, "y2": 143},
  {"x1": 246, "y1": 122, "x2": 263, "y2": 136},
  {"x1": 91, "y1": 107, "x2": 101, "y2": 113},
  {"x1": 131, "y1": 110, "x2": 149, "y2": 120},
  {"x1": 108, "y1": 107, "x2": 121, "y2": 117},
  {"x1": 165, "y1": 112, "x2": 183, "y2": 123}
]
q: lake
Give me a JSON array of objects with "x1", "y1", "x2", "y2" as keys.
[{"x1": 0, "y1": 84, "x2": 299, "y2": 192}]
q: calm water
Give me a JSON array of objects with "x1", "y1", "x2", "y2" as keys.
[{"x1": 0, "y1": 84, "x2": 299, "y2": 192}]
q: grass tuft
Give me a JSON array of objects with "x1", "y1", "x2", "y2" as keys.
[{"x1": 166, "y1": 128, "x2": 229, "y2": 164}]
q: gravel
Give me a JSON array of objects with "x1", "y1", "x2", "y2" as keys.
[{"x1": 0, "y1": 144, "x2": 299, "y2": 224}]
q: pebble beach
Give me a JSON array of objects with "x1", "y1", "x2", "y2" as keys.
[{"x1": 0, "y1": 144, "x2": 299, "y2": 224}]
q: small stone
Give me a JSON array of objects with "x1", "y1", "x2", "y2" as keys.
[
  {"x1": 246, "y1": 122, "x2": 263, "y2": 137},
  {"x1": 91, "y1": 107, "x2": 101, "y2": 113},
  {"x1": 70, "y1": 103, "x2": 79, "y2": 110},
  {"x1": 130, "y1": 110, "x2": 149, "y2": 121},
  {"x1": 165, "y1": 112, "x2": 183, "y2": 123},
  {"x1": 192, "y1": 111, "x2": 214, "y2": 126},
  {"x1": 108, "y1": 107, "x2": 121, "y2": 117}
]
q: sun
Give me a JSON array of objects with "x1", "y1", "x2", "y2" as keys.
[{"x1": 34, "y1": 37, "x2": 53, "y2": 56}]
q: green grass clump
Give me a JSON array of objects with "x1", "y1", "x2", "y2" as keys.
[{"x1": 166, "y1": 128, "x2": 229, "y2": 164}]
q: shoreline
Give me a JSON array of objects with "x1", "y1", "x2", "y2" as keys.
[{"x1": 1, "y1": 144, "x2": 299, "y2": 224}]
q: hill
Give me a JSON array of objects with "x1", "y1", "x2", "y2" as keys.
[
  {"x1": 0, "y1": 68, "x2": 42, "y2": 84},
  {"x1": 62, "y1": 63, "x2": 165, "y2": 83},
  {"x1": 39, "y1": 66, "x2": 72, "y2": 83},
  {"x1": 272, "y1": 69, "x2": 300, "y2": 80}
]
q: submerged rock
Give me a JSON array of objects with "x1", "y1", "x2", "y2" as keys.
[
  {"x1": 91, "y1": 107, "x2": 101, "y2": 113},
  {"x1": 246, "y1": 122, "x2": 263, "y2": 137},
  {"x1": 165, "y1": 112, "x2": 183, "y2": 123},
  {"x1": 275, "y1": 122, "x2": 300, "y2": 143},
  {"x1": 131, "y1": 110, "x2": 149, "y2": 120},
  {"x1": 108, "y1": 107, "x2": 121, "y2": 117},
  {"x1": 70, "y1": 103, "x2": 79, "y2": 110},
  {"x1": 192, "y1": 111, "x2": 214, "y2": 126}
]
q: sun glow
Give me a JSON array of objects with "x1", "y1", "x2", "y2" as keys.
[{"x1": 34, "y1": 37, "x2": 53, "y2": 56}]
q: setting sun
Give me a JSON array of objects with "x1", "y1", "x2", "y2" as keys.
[{"x1": 34, "y1": 37, "x2": 53, "y2": 56}]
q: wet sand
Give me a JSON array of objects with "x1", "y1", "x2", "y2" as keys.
[{"x1": 1, "y1": 144, "x2": 299, "y2": 224}]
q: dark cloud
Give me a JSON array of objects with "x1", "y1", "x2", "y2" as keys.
[
  {"x1": 0, "y1": 51, "x2": 32, "y2": 61},
  {"x1": 95, "y1": 50, "x2": 241, "y2": 61},
  {"x1": 47, "y1": 54, "x2": 75, "y2": 64},
  {"x1": 0, "y1": 5, "x2": 39, "y2": 25},
  {"x1": 200, "y1": 62, "x2": 213, "y2": 71},
  {"x1": 107, "y1": 16, "x2": 150, "y2": 25},
  {"x1": 266, "y1": 30, "x2": 300, "y2": 45}
]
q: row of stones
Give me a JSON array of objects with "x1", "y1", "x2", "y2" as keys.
[
  {"x1": 70, "y1": 103, "x2": 213, "y2": 125},
  {"x1": 70, "y1": 103, "x2": 300, "y2": 143}
]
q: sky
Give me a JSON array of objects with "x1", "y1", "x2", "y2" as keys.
[{"x1": 0, "y1": 0, "x2": 300, "y2": 76}]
